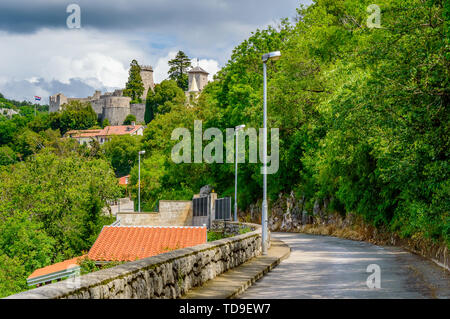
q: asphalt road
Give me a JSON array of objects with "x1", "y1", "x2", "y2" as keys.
[{"x1": 240, "y1": 233, "x2": 450, "y2": 299}]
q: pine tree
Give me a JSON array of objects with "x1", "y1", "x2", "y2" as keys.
[
  {"x1": 168, "y1": 51, "x2": 191, "y2": 91},
  {"x1": 123, "y1": 60, "x2": 144, "y2": 103}
]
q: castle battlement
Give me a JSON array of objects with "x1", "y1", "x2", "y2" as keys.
[
  {"x1": 140, "y1": 65, "x2": 153, "y2": 71},
  {"x1": 49, "y1": 62, "x2": 155, "y2": 125}
]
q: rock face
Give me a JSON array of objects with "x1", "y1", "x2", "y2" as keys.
[
  {"x1": 259, "y1": 191, "x2": 317, "y2": 232},
  {"x1": 7, "y1": 222, "x2": 261, "y2": 299}
]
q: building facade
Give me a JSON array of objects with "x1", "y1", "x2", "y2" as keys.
[{"x1": 65, "y1": 124, "x2": 145, "y2": 145}]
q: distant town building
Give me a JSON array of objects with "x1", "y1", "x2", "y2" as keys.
[
  {"x1": 65, "y1": 124, "x2": 144, "y2": 145},
  {"x1": 0, "y1": 108, "x2": 19, "y2": 118}
]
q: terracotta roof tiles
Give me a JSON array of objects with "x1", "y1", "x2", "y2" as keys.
[
  {"x1": 28, "y1": 255, "x2": 86, "y2": 279},
  {"x1": 66, "y1": 125, "x2": 144, "y2": 139},
  {"x1": 87, "y1": 226, "x2": 207, "y2": 262}
]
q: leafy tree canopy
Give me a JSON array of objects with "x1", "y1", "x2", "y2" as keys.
[
  {"x1": 144, "y1": 79, "x2": 185, "y2": 123},
  {"x1": 168, "y1": 51, "x2": 192, "y2": 91},
  {"x1": 123, "y1": 59, "x2": 144, "y2": 103}
]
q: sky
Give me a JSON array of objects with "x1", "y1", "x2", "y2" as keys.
[{"x1": 0, "y1": 0, "x2": 310, "y2": 103}]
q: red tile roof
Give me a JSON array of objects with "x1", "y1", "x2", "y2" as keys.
[
  {"x1": 101, "y1": 125, "x2": 143, "y2": 136},
  {"x1": 88, "y1": 226, "x2": 207, "y2": 262},
  {"x1": 28, "y1": 255, "x2": 86, "y2": 279},
  {"x1": 118, "y1": 175, "x2": 130, "y2": 186},
  {"x1": 66, "y1": 125, "x2": 144, "y2": 138}
]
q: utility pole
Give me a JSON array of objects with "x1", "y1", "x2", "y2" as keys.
[{"x1": 261, "y1": 51, "x2": 281, "y2": 255}]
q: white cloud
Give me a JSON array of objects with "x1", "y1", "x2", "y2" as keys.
[
  {"x1": 153, "y1": 51, "x2": 177, "y2": 83},
  {"x1": 196, "y1": 58, "x2": 220, "y2": 81},
  {"x1": 153, "y1": 53, "x2": 221, "y2": 84},
  {"x1": 0, "y1": 0, "x2": 307, "y2": 101},
  {"x1": 0, "y1": 28, "x2": 152, "y2": 100}
]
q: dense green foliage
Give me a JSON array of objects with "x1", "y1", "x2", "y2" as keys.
[
  {"x1": 48, "y1": 100, "x2": 98, "y2": 135},
  {"x1": 0, "y1": 96, "x2": 121, "y2": 297},
  {"x1": 131, "y1": 0, "x2": 449, "y2": 246},
  {"x1": 0, "y1": 150, "x2": 121, "y2": 296},
  {"x1": 123, "y1": 59, "x2": 145, "y2": 103},
  {"x1": 123, "y1": 114, "x2": 137, "y2": 125},
  {"x1": 102, "y1": 134, "x2": 142, "y2": 177},
  {"x1": 168, "y1": 51, "x2": 192, "y2": 91},
  {"x1": 0, "y1": 0, "x2": 448, "y2": 298},
  {"x1": 0, "y1": 94, "x2": 48, "y2": 113},
  {"x1": 144, "y1": 79, "x2": 186, "y2": 123},
  {"x1": 0, "y1": 98, "x2": 103, "y2": 165}
]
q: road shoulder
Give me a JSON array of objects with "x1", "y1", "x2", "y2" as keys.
[{"x1": 182, "y1": 239, "x2": 291, "y2": 299}]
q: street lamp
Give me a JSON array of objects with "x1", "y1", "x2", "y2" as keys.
[
  {"x1": 261, "y1": 51, "x2": 281, "y2": 255},
  {"x1": 234, "y1": 124, "x2": 246, "y2": 222},
  {"x1": 138, "y1": 150, "x2": 145, "y2": 212}
]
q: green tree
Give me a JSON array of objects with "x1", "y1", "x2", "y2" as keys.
[
  {"x1": 134, "y1": 0, "x2": 449, "y2": 248},
  {"x1": 123, "y1": 59, "x2": 144, "y2": 103},
  {"x1": 123, "y1": 114, "x2": 137, "y2": 125},
  {"x1": 144, "y1": 80, "x2": 185, "y2": 123},
  {"x1": 52, "y1": 100, "x2": 97, "y2": 135},
  {"x1": 168, "y1": 51, "x2": 191, "y2": 91},
  {"x1": 0, "y1": 145, "x2": 16, "y2": 166},
  {"x1": 101, "y1": 118, "x2": 110, "y2": 128},
  {"x1": 0, "y1": 151, "x2": 121, "y2": 297},
  {"x1": 0, "y1": 255, "x2": 27, "y2": 297},
  {"x1": 102, "y1": 134, "x2": 142, "y2": 177}
]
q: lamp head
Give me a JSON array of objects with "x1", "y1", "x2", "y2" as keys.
[
  {"x1": 262, "y1": 51, "x2": 281, "y2": 63},
  {"x1": 235, "y1": 124, "x2": 246, "y2": 131},
  {"x1": 139, "y1": 150, "x2": 146, "y2": 155}
]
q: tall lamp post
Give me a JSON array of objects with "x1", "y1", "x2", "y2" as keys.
[
  {"x1": 138, "y1": 150, "x2": 146, "y2": 212},
  {"x1": 234, "y1": 124, "x2": 246, "y2": 222},
  {"x1": 261, "y1": 51, "x2": 281, "y2": 255}
]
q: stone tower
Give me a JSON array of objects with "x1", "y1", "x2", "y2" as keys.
[
  {"x1": 188, "y1": 66, "x2": 209, "y2": 92},
  {"x1": 140, "y1": 65, "x2": 155, "y2": 100}
]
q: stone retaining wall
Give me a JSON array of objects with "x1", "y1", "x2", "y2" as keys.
[
  {"x1": 7, "y1": 222, "x2": 261, "y2": 299},
  {"x1": 117, "y1": 200, "x2": 193, "y2": 226},
  {"x1": 211, "y1": 221, "x2": 257, "y2": 236}
]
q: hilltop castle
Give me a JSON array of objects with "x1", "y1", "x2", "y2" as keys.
[{"x1": 49, "y1": 63, "x2": 209, "y2": 125}]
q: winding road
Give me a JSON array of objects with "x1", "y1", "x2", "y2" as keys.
[{"x1": 240, "y1": 233, "x2": 450, "y2": 299}]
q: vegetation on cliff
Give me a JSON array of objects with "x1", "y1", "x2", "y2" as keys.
[{"x1": 131, "y1": 0, "x2": 449, "y2": 248}]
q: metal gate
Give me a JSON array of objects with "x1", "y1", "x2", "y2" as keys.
[
  {"x1": 215, "y1": 197, "x2": 231, "y2": 220},
  {"x1": 193, "y1": 196, "x2": 209, "y2": 217}
]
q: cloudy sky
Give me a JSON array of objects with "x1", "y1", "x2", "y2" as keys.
[{"x1": 0, "y1": 0, "x2": 310, "y2": 103}]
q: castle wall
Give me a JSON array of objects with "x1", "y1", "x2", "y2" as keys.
[
  {"x1": 49, "y1": 63, "x2": 155, "y2": 123},
  {"x1": 102, "y1": 106, "x2": 131, "y2": 125},
  {"x1": 49, "y1": 93, "x2": 68, "y2": 113},
  {"x1": 130, "y1": 103, "x2": 146, "y2": 123},
  {"x1": 103, "y1": 96, "x2": 131, "y2": 108},
  {"x1": 91, "y1": 99, "x2": 105, "y2": 117}
]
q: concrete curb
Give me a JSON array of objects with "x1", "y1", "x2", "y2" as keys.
[{"x1": 182, "y1": 239, "x2": 291, "y2": 299}]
